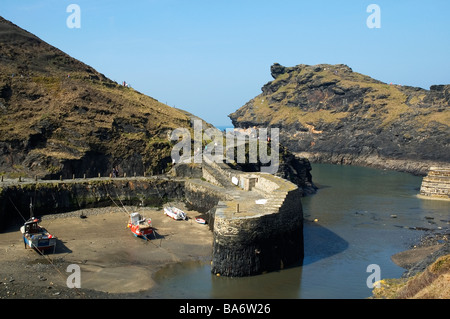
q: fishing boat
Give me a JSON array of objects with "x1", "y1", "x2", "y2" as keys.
[
  {"x1": 163, "y1": 206, "x2": 187, "y2": 220},
  {"x1": 127, "y1": 212, "x2": 153, "y2": 239},
  {"x1": 20, "y1": 217, "x2": 57, "y2": 254}
]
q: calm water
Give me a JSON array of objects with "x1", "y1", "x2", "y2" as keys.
[{"x1": 147, "y1": 164, "x2": 450, "y2": 299}]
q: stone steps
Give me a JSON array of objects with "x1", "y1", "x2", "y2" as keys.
[
  {"x1": 421, "y1": 183, "x2": 450, "y2": 190},
  {"x1": 421, "y1": 176, "x2": 450, "y2": 183},
  {"x1": 202, "y1": 160, "x2": 235, "y2": 188}
]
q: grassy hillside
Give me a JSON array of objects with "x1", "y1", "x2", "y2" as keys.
[
  {"x1": 0, "y1": 17, "x2": 192, "y2": 178},
  {"x1": 372, "y1": 254, "x2": 450, "y2": 299}
]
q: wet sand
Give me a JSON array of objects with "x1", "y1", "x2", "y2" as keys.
[
  {"x1": 391, "y1": 244, "x2": 444, "y2": 269},
  {"x1": 0, "y1": 205, "x2": 212, "y2": 298}
]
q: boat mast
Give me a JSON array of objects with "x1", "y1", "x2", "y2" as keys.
[{"x1": 29, "y1": 198, "x2": 33, "y2": 219}]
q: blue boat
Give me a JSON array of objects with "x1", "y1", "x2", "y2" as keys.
[{"x1": 20, "y1": 217, "x2": 57, "y2": 254}]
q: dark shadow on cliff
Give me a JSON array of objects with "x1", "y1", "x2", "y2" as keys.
[{"x1": 301, "y1": 219, "x2": 349, "y2": 266}]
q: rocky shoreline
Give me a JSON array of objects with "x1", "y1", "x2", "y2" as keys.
[
  {"x1": 294, "y1": 151, "x2": 447, "y2": 176},
  {"x1": 377, "y1": 225, "x2": 450, "y2": 299},
  {"x1": 393, "y1": 227, "x2": 450, "y2": 278}
]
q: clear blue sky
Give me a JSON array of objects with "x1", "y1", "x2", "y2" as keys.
[{"x1": 1, "y1": 0, "x2": 449, "y2": 126}]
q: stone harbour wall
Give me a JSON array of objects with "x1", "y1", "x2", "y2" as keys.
[
  {"x1": 0, "y1": 177, "x2": 185, "y2": 231},
  {"x1": 211, "y1": 173, "x2": 304, "y2": 277},
  {"x1": 1, "y1": 167, "x2": 306, "y2": 278},
  {"x1": 419, "y1": 167, "x2": 450, "y2": 200},
  {"x1": 183, "y1": 179, "x2": 234, "y2": 228}
]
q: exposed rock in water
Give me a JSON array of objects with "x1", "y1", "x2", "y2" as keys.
[{"x1": 229, "y1": 63, "x2": 450, "y2": 175}]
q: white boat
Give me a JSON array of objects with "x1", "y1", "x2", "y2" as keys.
[
  {"x1": 163, "y1": 206, "x2": 187, "y2": 220},
  {"x1": 195, "y1": 217, "x2": 206, "y2": 224}
]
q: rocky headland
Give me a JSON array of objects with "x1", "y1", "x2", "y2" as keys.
[
  {"x1": 0, "y1": 16, "x2": 317, "y2": 297},
  {"x1": 0, "y1": 17, "x2": 317, "y2": 195},
  {"x1": 1, "y1": 15, "x2": 447, "y2": 299},
  {"x1": 229, "y1": 63, "x2": 450, "y2": 297},
  {"x1": 0, "y1": 16, "x2": 192, "y2": 180},
  {"x1": 229, "y1": 63, "x2": 449, "y2": 175}
]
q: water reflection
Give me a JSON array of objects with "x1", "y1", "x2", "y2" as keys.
[{"x1": 210, "y1": 265, "x2": 303, "y2": 299}]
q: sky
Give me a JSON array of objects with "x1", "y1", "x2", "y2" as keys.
[{"x1": 1, "y1": 0, "x2": 449, "y2": 127}]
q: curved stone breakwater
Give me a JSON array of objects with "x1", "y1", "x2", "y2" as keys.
[
  {"x1": 211, "y1": 173, "x2": 303, "y2": 277},
  {"x1": 194, "y1": 157, "x2": 304, "y2": 276},
  {"x1": 0, "y1": 163, "x2": 304, "y2": 277}
]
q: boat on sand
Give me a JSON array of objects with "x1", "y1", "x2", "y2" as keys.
[
  {"x1": 195, "y1": 217, "x2": 206, "y2": 224},
  {"x1": 20, "y1": 217, "x2": 57, "y2": 254},
  {"x1": 163, "y1": 206, "x2": 187, "y2": 220},
  {"x1": 127, "y1": 212, "x2": 153, "y2": 239}
]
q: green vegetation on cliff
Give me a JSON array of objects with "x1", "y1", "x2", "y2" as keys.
[
  {"x1": 372, "y1": 254, "x2": 450, "y2": 299},
  {"x1": 229, "y1": 63, "x2": 450, "y2": 173},
  {"x1": 0, "y1": 17, "x2": 193, "y2": 178}
]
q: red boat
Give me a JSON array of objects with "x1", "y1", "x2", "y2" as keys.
[{"x1": 127, "y1": 212, "x2": 153, "y2": 239}]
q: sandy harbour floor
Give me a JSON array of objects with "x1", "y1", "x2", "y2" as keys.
[
  {"x1": 0, "y1": 204, "x2": 212, "y2": 299},
  {"x1": 1, "y1": 203, "x2": 447, "y2": 299}
]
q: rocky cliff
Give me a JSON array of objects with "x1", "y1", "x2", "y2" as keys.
[
  {"x1": 0, "y1": 17, "x2": 192, "y2": 179},
  {"x1": 229, "y1": 63, "x2": 450, "y2": 175}
]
